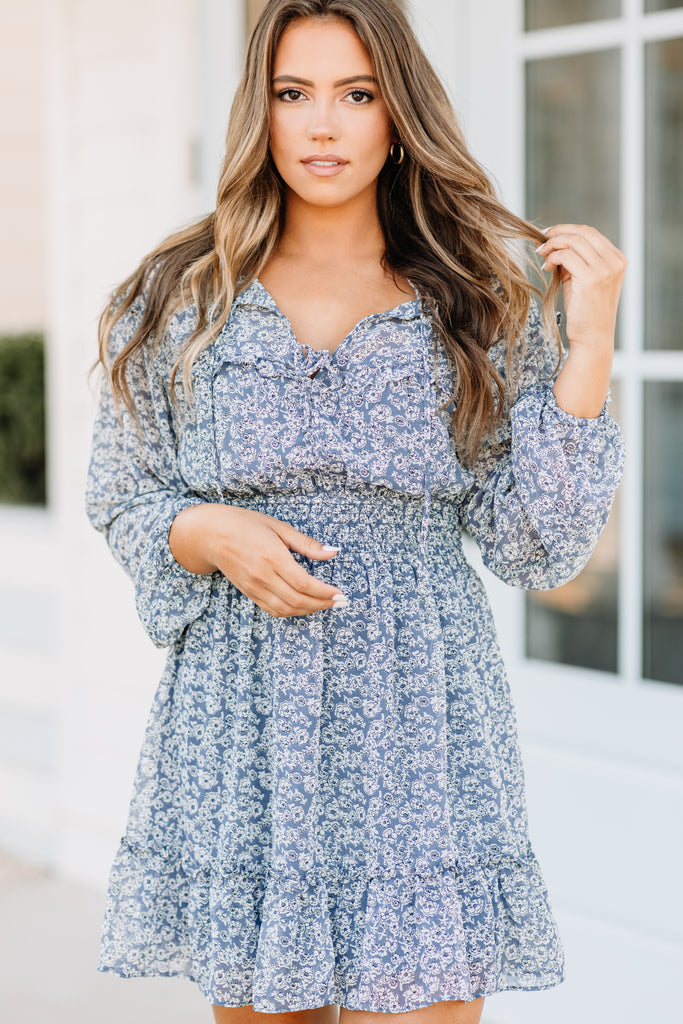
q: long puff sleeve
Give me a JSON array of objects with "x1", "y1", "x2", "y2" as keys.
[
  {"x1": 85, "y1": 292, "x2": 215, "y2": 647},
  {"x1": 458, "y1": 301, "x2": 625, "y2": 590}
]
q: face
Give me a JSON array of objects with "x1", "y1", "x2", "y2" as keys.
[{"x1": 268, "y1": 17, "x2": 396, "y2": 210}]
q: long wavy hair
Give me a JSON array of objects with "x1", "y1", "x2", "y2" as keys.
[{"x1": 97, "y1": 0, "x2": 561, "y2": 464}]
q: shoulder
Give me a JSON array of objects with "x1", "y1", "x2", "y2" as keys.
[{"x1": 105, "y1": 270, "x2": 199, "y2": 380}]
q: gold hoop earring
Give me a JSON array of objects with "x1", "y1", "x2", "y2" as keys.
[{"x1": 390, "y1": 141, "x2": 405, "y2": 165}]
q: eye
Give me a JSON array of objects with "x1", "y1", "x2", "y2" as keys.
[
  {"x1": 277, "y1": 88, "x2": 305, "y2": 102},
  {"x1": 347, "y1": 89, "x2": 374, "y2": 104}
]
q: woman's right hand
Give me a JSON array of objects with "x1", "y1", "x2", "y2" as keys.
[{"x1": 168, "y1": 503, "x2": 347, "y2": 618}]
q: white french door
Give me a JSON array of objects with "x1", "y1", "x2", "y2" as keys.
[
  {"x1": 463, "y1": 0, "x2": 683, "y2": 747},
  {"x1": 460, "y1": 4, "x2": 683, "y2": 1021}
]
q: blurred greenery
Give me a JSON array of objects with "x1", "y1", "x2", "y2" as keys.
[{"x1": 0, "y1": 333, "x2": 46, "y2": 505}]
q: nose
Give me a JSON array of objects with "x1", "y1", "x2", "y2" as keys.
[{"x1": 306, "y1": 96, "x2": 339, "y2": 142}]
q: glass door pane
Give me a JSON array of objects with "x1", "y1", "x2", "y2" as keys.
[
  {"x1": 524, "y1": 48, "x2": 622, "y2": 673},
  {"x1": 525, "y1": 50, "x2": 621, "y2": 348},
  {"x1": 526, "y1": 50, "x2": 621, "y2": 244},
  {"x1": 643, "y1": 382, "x2": 683, "y2": 685},
  {"x1": 645, "y1": 1, "x2": 683, "y2": 11},
  {"x1": 525, "y1": 0, "x2": 620, "y2": 31},
  {"x1": 644, "y1": 37, "x2": 683, "y2": 350}
]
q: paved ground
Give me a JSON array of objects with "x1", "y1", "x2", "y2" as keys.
[{"x1": 0, "y1": 851, "x2": 209, "y2": 1023}]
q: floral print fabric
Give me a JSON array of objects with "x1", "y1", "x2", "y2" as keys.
[{"x1": 85, "y1": 277, "x2": 624, "y2": 1011}]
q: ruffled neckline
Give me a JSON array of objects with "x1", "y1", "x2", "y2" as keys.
[{"x1": 234, "y1": 276, "x2": 423, "y2": 323}]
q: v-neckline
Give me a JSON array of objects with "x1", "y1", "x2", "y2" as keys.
[{"x1": 252, "y1": 277, "x2": 422, "y2": 360}]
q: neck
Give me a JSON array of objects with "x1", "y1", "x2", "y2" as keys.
[{"x1": 276, "y1": 187, "x2": 386, "y2": 266}]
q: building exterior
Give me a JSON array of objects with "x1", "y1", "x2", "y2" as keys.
[{"x1": 0, "y1": 2, "x2": 681, "y2": 1022}]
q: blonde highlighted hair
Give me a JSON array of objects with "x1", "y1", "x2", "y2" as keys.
[{"x1": 97, "y1": 0, "x2": 561, "y2": 464}]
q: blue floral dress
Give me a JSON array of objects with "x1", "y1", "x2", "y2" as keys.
[{"x1": 85, "y1": 276, "x2": 624, "y2": 1012}]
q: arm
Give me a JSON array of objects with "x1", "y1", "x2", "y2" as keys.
[
  {"x1": 84, "y1": 292, "x2": 215, "y2": 647},
  {"x1": 459, "y1": 300, "x2": 625, "y2": 591}
]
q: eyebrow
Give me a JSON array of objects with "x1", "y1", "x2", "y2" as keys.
[{"x1": 271, "y1": 74, "x2": 379, "y2": 87}]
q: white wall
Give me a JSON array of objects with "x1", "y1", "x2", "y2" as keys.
[
  {"x1": 0, "y1": 0, "x2": 207, "y2": 887},
  {"x1": 0, "y1": 0, "x2": 53, "y2": 867},
  {"x1": 0, "y1": 1, "x2": 47, "y2": 332},
  {"x1": 49, "y1": 0, "x2": 208, "y2": 888}
]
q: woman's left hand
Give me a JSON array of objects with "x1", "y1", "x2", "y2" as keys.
[
  {"x1": 537, "y1": 224, "x2": 627, "y2": 418},
  {"x1": 537, "y1": 223, "x2": 627, "y2": 353}
]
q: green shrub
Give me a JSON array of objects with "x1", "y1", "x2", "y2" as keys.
[{"x1": 0, "y1": 333, "x2": 46, "y2": 505}]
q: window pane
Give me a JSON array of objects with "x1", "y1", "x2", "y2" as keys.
[
  {"x1": 525, "y1": 0, "x2": 620, "y2": 31},
  {"x1": 645, "y1": 1, "x2": 683, "y2": 12},
  {"x1": 526, "y1": 51, "x2": 621, "y2": 243},
  {"x1": 644, "y1": 38, "x2": 683, "y2": 351},
  {"x1": 643, "y1": 382, "x2": 683, "y2": 685},
  {"x1": 525, "y1": 51, "x2": 621, "y2": 348},
  {"x1": 525, "y1": 387, "x2": 621, "y2": 674}
]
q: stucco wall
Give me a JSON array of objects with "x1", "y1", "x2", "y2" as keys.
[
  {"x1": 0, "y1": 0, "x2": 205, "y2": 886},
  {"x1": 0, "y1": 1, "x2": 47, "y2": 332}
]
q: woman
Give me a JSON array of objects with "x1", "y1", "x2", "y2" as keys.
[{"x1": 85, "y1": 1, "x2": 626, "y2": 1022}]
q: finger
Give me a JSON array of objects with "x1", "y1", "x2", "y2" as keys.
[
  {"x1": 537, "y1": 231, "x2": 604, "y2": 267},
  {"x1": 227, "y1": 559, "x2": 342, "y2": 616},
  {"x1": 256, "y1": 591, "x2": 317, "y2": 619},
  {"x1": 271, "y1": 519, "x2": 342, "y2": 562},
  {"x1": 262, "y1": 570, "x2": 341, "y2": 616},
  {"x1": 229, "y1": 530, "x2": 343, "y2": 603},
  {"x1": 273, "y1": 555, "x2": 345, "y2": 601},
  {"x1": 260, "y1": 523, "x2": 345, "y2": 599},
  {"x1": 544, "y1": 223, "x2": 621, "y2": 259},
  {"x1": 541, "y1": 248, "x2": 590, "y2": 278}
]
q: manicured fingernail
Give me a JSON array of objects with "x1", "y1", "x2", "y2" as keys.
[
  {"x1": 322, "y1": 544, "x2": 339, "y2": 552},
  {"x1": 541, "y1": 226, "x2": 553, "y2": 232},
  {"x1": 331, "y1": 594, "x2": 349, "y2": 607},
  {"x1": 535, "y1": 243, "x2": 545, "y2": 252}
]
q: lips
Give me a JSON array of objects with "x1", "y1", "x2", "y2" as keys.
[
  {"x1": 302, "y1": 154, "x2": 348, "y2": 166},
  {"x1": 301, "y1": 154, "x2": 349, "y2": 178}
]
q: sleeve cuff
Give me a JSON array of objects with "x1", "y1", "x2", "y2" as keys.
[
  {"x1": 540, "y1": 381, "x2": 613, "y2": 429},
  {"x1": 511, "y1": 382, "x2": 620, "y2": 463},
  {"x1": 134, "y1": 497, "x2": 216, "y2": 647},
  {"x1": 157, "y1": 496, "x2": 214, "y2": 580},
  {"x1": 509, "y1": 381, "x2": 625, "y2": 551}
]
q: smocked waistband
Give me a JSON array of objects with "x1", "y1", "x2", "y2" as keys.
[{"x1": 219, "y1": 485, "x2": 461, "y2": 554}]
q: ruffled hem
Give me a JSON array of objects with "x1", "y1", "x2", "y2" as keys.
[{"x1": 98, "y1": 838, "x2": 565, "y2": 1012}]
